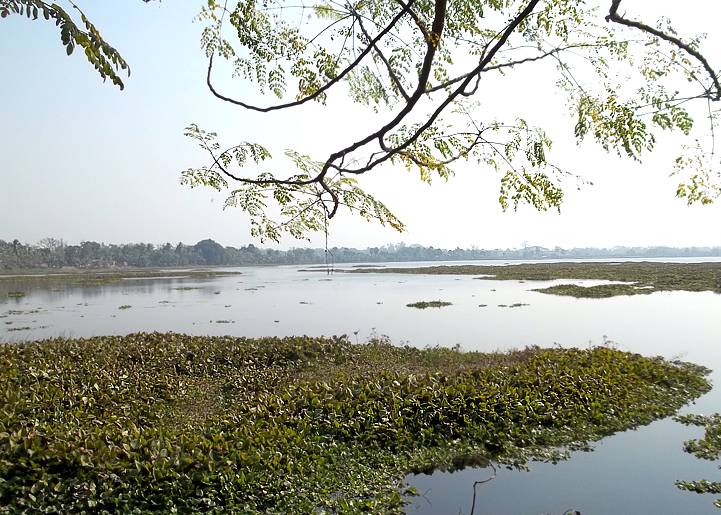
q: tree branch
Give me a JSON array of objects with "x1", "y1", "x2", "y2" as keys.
[
  {"x1": 352, "y1": 8, "x2": 410, "y2": 101},
  {"x1": 206, "y1": 0, "x2": 416, "y2": 113},
  {"x1": 606, "y1": 0, "x2": 720, "y2": 101}
]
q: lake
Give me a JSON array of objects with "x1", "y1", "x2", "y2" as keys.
[{"x1": 2, "y1": 258, "x2": 720, "y2": 514}]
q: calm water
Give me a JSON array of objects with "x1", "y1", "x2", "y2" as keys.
[{"x1": 1, "y1": 259, "x2": 720, "y2": 514}]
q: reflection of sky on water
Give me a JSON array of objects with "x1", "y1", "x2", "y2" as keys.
[
  {"x1": 1, "y1": 259, "x2": 720, "y2": 513},
  {"x1": 408, "y1": 417, "x2": 720, "y2": 514}
]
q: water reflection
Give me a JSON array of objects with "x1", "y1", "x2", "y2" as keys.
[{"x1": 1, "y1": 259, "x2": 720, "y2": 513}]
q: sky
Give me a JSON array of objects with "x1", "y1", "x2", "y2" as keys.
[{"x1": 1, "y1": 1, "x2": 720, "y2": 250}]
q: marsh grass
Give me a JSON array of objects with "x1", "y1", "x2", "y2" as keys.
[
  {"x1": 0, "y1": 270, "x2": 241, "y2": 289},
  {"x1": 0, "y1": 333, "x2": 710, "y2": 513},
  {"x1": 353, "y1": 262, "x2": 721, "y2": 298},
  {"x1": 532, "y1": 284, "x2": 651, "y2": 298}
]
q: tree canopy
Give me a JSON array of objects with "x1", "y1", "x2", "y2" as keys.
[{"x1": 4, "y1": 0, "x2": 720, "y2": 242}]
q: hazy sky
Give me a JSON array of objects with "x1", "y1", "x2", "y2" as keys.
[{"x1": 1, "y1": 1, "x2": 720, "y2": 250}]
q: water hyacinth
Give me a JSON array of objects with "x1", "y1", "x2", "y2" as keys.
[
  {"x1": 0, "y1": 333, "x2": 711, "y2": 513},
  {"x1": 675, "y1": 413, "x2": 721, "y2": 508}
]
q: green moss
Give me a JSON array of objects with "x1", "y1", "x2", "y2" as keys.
[
  {"x1": 406, "y1": 300, "x2": 453, "y2": 309},
  {"x1": 352, "y1": 262, "x2": 721, "y2": 298},
  {"x1": 0, "y1": 333, "x2": 710, "y2": 513}
]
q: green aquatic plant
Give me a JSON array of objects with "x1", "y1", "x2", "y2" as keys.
[
  {"x1": 0, "y1": 333, "x2": 710, "y2": 513},
  {"x1": 674, "y1": 413, "x2": 721, "y2": 508},
  {"x1": 0, "y1": 270, "x2": 241, "y2": 288},
  {"x1": 117, "y1": 305, "x2": 132, "y2": 310},
  {"x1": 407, "y1": 300, "x2": 453, "y2": 309},
  {"x1": 6, "y1": 292, "x2": 25, "y2": 298},
  {"x1": 532, "y1": 284, "x2": 652, "y2": 298},
  {"x1": 352, "y1": 262, "x2": 721, "y2": 298}
]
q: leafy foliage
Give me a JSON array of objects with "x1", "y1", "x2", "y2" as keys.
[
  {"x1": 0, "y1": 0, "x2": 145, "y2": 89},
  {"x1": 8, "y1": 1, "x2": 721, "y2": 240},
  {"x1": 187, "y1": 0, "x2": 721, "y2": 239},
  {"x1": 182, "y1": 124, "x2": 404, "y2": 242},
  {"x1": 0, "y1": 333, "x2": 711, "y2": 512}
]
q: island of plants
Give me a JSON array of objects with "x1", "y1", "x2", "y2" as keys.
[
  {"x1": 406, "y1": 300, "x2": 453, "y2": 309},
  {"x1": 675, "y1": 413, "x2": 721, "y2": 508},
  {"x1": 351, "y1": 262, "x2": 721, "y2": 298},
  {"x1": 0, "y1": 269, "x2": 242, "y2": 289},
  {"x1": 0, "y1": 333, "x2": 711, "y2": 513}
]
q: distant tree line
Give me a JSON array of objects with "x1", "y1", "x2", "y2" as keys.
[{"x1": 1, "y1": 238, "x2": 720, "y2": 270}]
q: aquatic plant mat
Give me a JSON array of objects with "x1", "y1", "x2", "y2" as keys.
[
  {"x1": 351, "y1": 262, "x2": 721, "y2": 298},
  {"x1": 406, "y1": 300, "x2": 452, "y2": 309},
  {"x1": 0, "y1": 333, "x2": 710, "y2": 513},
  {"x1": 675, "y1": 414, "x2": 721, "y2": 508},
  {"x1": 0, "y1": 269, "x2": 241, "y2": 288}
]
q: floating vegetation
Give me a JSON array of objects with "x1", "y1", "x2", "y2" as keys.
[
  {"x1": 498, "y1": 304, "x2": 508, "y2": 308},
  {"x1": 407, "y1": 300, "x2": 453, "y2": 309},
  {"x1": 508, "y1": 303, "x2": 530, "y2": 308},
  {"x1": 532, "y1": 284, "x2": 649, "y2": 298},
  {"x1": 0, "y1": 334, "x2": 709, "y2": 513},
  {"x1": 245, "y1": 287, "x2": 259, "y2": 291},
  {"x1": 118, "y1": 305, "x2": 132, "y2": 310},
  {"x1": 158, "y1": 300, "x2": 172, "y2": 304},
  {"x1": 299, "y1": 301, "x2": 312, "y2": 305},
  {"x1": 6, "y1": 291, "x2": 25, "y2": 298},
  {"x1": 674, "y1": 413, "x2": 721, "y2": 508},
  {"x1": 478, "y1": 304, "x2": 488, "y2": 307},
  {"x1": 214, "y1": 320, "x2": 234, "y2": 324},
  {"x1": 174, "y1": 286, "x2": 202, "y2": 291},
  {"x1": 352, "y1": 262, "x2": 721, "y2": 298},
  {"x1": 0, "y1": 270, "x2": 241, "y2": 288},
  {"x1": 214, "y1": 291, "x2": 221, "y2": 295}
]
